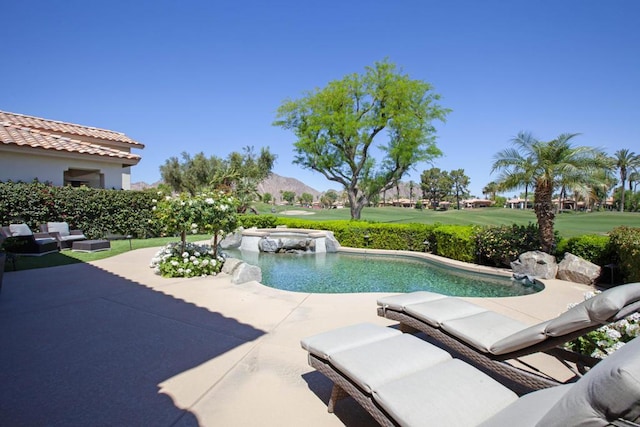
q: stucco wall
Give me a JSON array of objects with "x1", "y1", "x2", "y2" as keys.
[{"x1": 0, "y1": 151, "x2": 130, "y2": 189}]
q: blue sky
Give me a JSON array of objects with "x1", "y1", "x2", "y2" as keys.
[{"x1": 2, "y1": 1, "x2": 639, "y2": 197}]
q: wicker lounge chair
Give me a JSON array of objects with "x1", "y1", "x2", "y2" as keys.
[
  {"x1": 376, "y1": 283, "x2": 640, "y2": 392},
  {"x1": 0, "y1": 224, "x2": 59, "y2": 255},
  {"x1": 301, "y1": 322, "x2": 640, "y2": 426},
  {"x1": 39, "y1": 221, "x2": 87, "y2": 249}
]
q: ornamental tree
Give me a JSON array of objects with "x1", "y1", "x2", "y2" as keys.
[
  {"x1": 153, "y1": 190, "x2": 239, "y2": 257},
  {"x1": 274, "y1": 59, "x2": 450, "y2": 219}
]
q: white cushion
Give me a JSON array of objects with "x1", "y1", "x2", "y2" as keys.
[
  {"x1": 377, "y1": 291, "x2": 447, "y2": 311},
  {"x1": 441, "y1": 311, "x2": 529, "y2": 353},
  {"x1": 9, "y1": 223, "x2": 33, "y2": 236},
  {"x1": 374, "y1": 359, "x2": 519, "y2": 426},
  {"x1": 300, "y1": 323, "x2": 401, "y2": 360},
  {"x1": 47, "y1": 222, "x2": 70, "y2": 236},
  {"x1": 405, "y1": 298, "x2": 488, "y2": 327}
]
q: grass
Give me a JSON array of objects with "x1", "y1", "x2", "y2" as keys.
[
  {"x1": 4, "y1": 234, "x2": 211, "y2": 272},
  {"x1": 4, "y1": 207, "x2": 639, "y2": 272},
  {"x1": 262, "y1": 204, "x2": 640, "y2": 238}
]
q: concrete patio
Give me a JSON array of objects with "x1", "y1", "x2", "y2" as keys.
[{"x1": 0, "y1": 247, "x2": 594, "y2": 426}]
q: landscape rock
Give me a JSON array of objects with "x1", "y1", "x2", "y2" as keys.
[
  {"x1": 220, "y1": 228, "x2": 244, "y2": 249},
  {"x1": 557, "y1": 252, "x2": 601, "y2": 285},
  {"x1": 231, "y1": 262, "x2": 262, "y2": 284},
  {"x1": 221, "y1": 258, "x2": 244, "y2": 275},
  {"x1": 324, "y1": 232, "x2": 341, "y2": 253},
  {"x1": 510, "y1": 251, "x2": 558, "y2": 280},
  {"x1": 259, "y1": 237, "x2": 280, "y2": 253}
]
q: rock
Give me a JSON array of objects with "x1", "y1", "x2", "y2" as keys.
[
  {"x1": 232, "y1": 262, "x2": 262, "y2": 284},
  {"x1": 324, "y1": 231, "x2": 341, "y2": 253},
  {"x1": 259, "y1": 237, "x2": 280, "y2": 253},
  {"x1": 220, "y1": 228, "x2": 244, "y2": 249},
  {"x1": 557, "y1": 253, "x2": 601, "y2": 285},
  {"x1": 221, "y1": 257, "x2": 244, "y2": 275},
  {"x1": 510, "y1": 251, "x2": 558, "y2": 280}
]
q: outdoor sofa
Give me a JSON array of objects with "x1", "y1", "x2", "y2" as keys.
[
  {"x1": 376, "y1": 283, "x2": 640, "y2": 392},
  {"x1": 0, "y1": 224, "x2": 59, "y2": 255},
  {"x1": 39, "y1": 221, "x2": 87, "y2": 249},
  {"x1": 301, "y1": 322, "x2": 640, "y2": 426}
]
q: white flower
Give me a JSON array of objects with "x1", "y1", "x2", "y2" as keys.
[
  {"x1": 182, "y1": 252, "x2": 189, "y2": 258},
  {"x1": 191, "y1": 223, "x2": 198, "y2": 229},
  {"x1": 606, "y1": 329, "x2": 622, "y2": 340},
  {"x1": 178, "y1": 268, "x2": 184, "y2": 273},
  {"x1": 205, "y1": 198, "x2": 214, "y2": 204},
  {"x1": 185, "y1": 269, "x2": 192, "y2": 274},
  {"x1": 171, "y1": 260, "x2": 179, "y2": 266},
  {"x1": 165, "y1": 196, "x2": 172, "y2": 201},
  {"x1": 201, "y1": 259, "x2": 209, "y2": 266},
  {"x1": 190, "y1": 256, "x2": 196, "y2": 261},
  {"x1": 194, "y1": 251, "x2": 200, "y2": 257},
  {"x1": 193, "y1": 259, "x2": 200, "y2": 266},
  {"x1": 152, "y1": 199, "x2": 157, "y2": 203},
  {"x1": 152, "y1": 206, "x2": 156, "y2": 211}
]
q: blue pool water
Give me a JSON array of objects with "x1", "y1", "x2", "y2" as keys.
[{"x1": 223, "y1": 250, "x2": 541, "y2": 297}]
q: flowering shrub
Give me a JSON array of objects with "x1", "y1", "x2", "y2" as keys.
[
  {"x1": 564, "y1": 290, "x2": 640, "y2": 358},
  {"x1": 476, "y1": 223, "x2": 541, "y2": 267},
  {"x1": 150, "y1": 242, "x2": 225, "y2": 278}
]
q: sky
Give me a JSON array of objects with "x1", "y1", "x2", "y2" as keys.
[{"x1": 2, "y1": 1, "x2": 639, "y2": 197}]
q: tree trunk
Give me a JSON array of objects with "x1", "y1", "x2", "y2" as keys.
[
  {"x1": 620, "y1": 184, "x2": 626, "y2": 212},
  {"x1": 534, "y1": 183, "x2": 556, "y2": 253},
  {"x1": 347, "y1": 188, "x2": 365, "y2": 219}
]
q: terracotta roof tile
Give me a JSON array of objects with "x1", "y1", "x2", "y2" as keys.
[
  {"x1": 0, "y1": 123, "x2": 141, "y2": 163},
  {"x1": 0, "y1": 110, "x2": 144, "y2": 147}
]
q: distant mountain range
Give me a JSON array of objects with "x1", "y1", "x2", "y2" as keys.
[{"x1": 131, "y1": 173, "x2": 417, "y2": 199}]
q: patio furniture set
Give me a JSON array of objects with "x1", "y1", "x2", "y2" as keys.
[
  {"x1": 302, "y1": 283, "x2": 640, "y2": 426},
  {"x1": 0, "y1": 221, "x2": 112, "y2": 256}
]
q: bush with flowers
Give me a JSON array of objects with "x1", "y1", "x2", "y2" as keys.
[
  {"x1": 564, "y1": 290, "x2": 640, "y2": 359},
  {"x1": 150, "y1": 190, "x2": 239, "y2": 278}
]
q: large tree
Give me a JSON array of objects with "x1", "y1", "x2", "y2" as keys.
[
  {"x1": 613, "y1": 149, "x2": 640, "y2": 212},
  {"x1": 492, "y1": 132, "x2": 606, "y2": 253},
  {"x1": 449, "y1": 169, "x2": 470, "y2": 210},
  {"x1": 160, "y1": 146, "x2": 275, "y2": 213},
  {"x1": 421, "y1": 168, "x2": 452, "y2": 210},
  {"x1": 273, "y1": 60, "x2": 450, "y2": 219}
]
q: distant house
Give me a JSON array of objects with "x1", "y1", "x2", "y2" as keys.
[
  {"x1": 0, "y1": 110, "x2": 144, "y2": 189},
  {"x1": 463, "y1": 198, "x2": 495, "y2": 208}
]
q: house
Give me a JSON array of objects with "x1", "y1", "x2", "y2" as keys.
[
  {"x1": 463, "y1": 198, "x2": 495, "y2": 208},
  {"x1": 0, "y1": 110, "x2": 144, "y2": 189}
]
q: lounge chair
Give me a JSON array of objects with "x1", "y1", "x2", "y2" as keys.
[
  {"x1": 301, "y1": 322, "x2": 640, "y2": 426},
  {"x1": 376, "y1": 283, "x2": 640, "y2": 392},
  {"x1": 39, "y1": 221, "x2": 87, "y2": 249},
  {"x1": 0, "y1": 224, "x2": 59, "y2": 255}
]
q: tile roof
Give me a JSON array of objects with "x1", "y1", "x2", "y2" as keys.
[
  {"x1": 0, "y1": 123, "x2": 141, "y2": 164},
  {"x1": 0, "y1": 110, "x2": 144, "y2": 147}
]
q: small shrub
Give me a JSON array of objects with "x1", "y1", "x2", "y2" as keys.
[
  {"x1": 558, "y1": 234, "x2": 612, "y2": 267},
  {"x1": 609, "y1": 226, "x2": 640, "y2": 283},
  {"x1": 150, "y1": 242, "x2": 224, "y2": 278},
  {"x1": 476, "y1": 223, "x2": 541, "y2": 267},
  {"x1": 432, "y1": 225, "x2": 477, "y2": 263}
]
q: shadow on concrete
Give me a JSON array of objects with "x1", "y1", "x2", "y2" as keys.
[
  {"x1": 0, "y1": 262, "x2": 265, "y2": 426},
  {"x1": 301, "y1": 371, "x2": 380, "y2": 427}
]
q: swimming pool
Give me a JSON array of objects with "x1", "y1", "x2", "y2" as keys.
[{"x1": 223, "y1": 249, "x2": 541, "y2": 297}]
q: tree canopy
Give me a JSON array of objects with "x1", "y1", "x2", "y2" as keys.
[
  {"x1": 492, "y1": 132, "x2": 607, "y2": 253},
  {"x1": 273, "y1": 59, "x2": 450, "y2": 219},
  {"x1": 159, "y1": 146, "x2": 276, "y2": 213}
]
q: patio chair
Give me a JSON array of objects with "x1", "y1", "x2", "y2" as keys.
[
  {"x1": 0, "y1": 224, "x2": 59, "y2": 255},
  {"x1": 376, "y1": 283, "x2": 640, "y2": 392},
  {"x1": 39, "y1": 221, "x2": 87, "y2": 249},
  {"x1": 301, "y1": 322, "x2": 640, "y2": 426}
]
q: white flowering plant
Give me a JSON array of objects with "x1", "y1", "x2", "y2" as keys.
[
  {"x1": 150, "y1": 242, "x2": 225, "y2": 278},
  {"x1": 151, "y1": 190, "x2": 238, "y2": 278},
  {"x1": 564, "y1": 290, "x2": 640, "y2": 358}
]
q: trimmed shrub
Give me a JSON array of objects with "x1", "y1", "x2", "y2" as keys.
[
  {"x1": 609, "y1": 226, "x2": 640, "y2": 283},
  {"x1": 557, "y1": 234, "x2": 612, "y2": 267},
  {"x1": 238, "y1": 214, "x2": 279, "y2": 229},
  {"x1": 476, "y1": 223, "x2": 541, "y2": 267},
  {"x1": 432, "y1": 225, "x2": 477, "y2": 263}
]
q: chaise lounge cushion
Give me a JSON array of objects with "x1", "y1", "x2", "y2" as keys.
[
  {"x1": 9, "y1": 223, "x2": 33, "y2": 236},
  {"x1": 536, "y1": 335, "x2": 640, "y2": 426},
  {"x1": 300, "y1": 322, "x2": 400, "y2": 359}
]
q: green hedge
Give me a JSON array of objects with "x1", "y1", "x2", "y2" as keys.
[
  {"x1": 432, "y1": 225, "x2": 477, "y2": 263},
  {"x1": 609, "y1": 226, "x2": 640, "y2": 283},
  {"x1": 556, "y1": 234, "x2": 613, "y2": 267},
  {"x1": 476, "y1": 223, "x2": 541, "y2": 267},
  {"x1": 0, "y1": 181, "x2": 159, "y2": 239}
]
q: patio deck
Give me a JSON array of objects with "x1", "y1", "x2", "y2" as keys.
[{"x1": 0, "y1": 247, "x2": 594, "y2": 426}]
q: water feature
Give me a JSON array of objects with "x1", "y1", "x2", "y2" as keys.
[{"x1": 223, "y1": 249, "x2": 542, "y2": 297}]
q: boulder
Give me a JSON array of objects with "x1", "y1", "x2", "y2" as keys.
[
  {"x1": 510, "y1": 251, "x2": 558, "y2": 280},
  {"x1": 220, "y1": 228, "x2": 244, "y2": 249},
  {"x1": 232, "y1": 262, "x2": 262, "y2": 284},
  {"x1": 259, "y1": 237, "x2": 280, "y2": 253},
  {"x1": 557, "y1": 253, "x2": 601, "y2": 285},
  {"x1": 280, "y1": 238, "x2": 312, "y2": 252},
  {"x1": 221, "y1": 257, "x2": 243, "y2": 275},
  {"x1": 324, "y1": 231, "x2": 341, "y2": 253}
]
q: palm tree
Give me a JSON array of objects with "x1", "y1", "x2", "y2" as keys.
[
  {"x1": 482, "y1": 181, "x2": 499, "y2": 201},
  {"x1": 492, "y1": 131, "x2": 606, "y2": 253},
  {"x1": 491, "y1": 151, "x2": 536, "y2": 209},
  {"x1": 613, "y1": 149, "x2": 640, "y2": 212}
]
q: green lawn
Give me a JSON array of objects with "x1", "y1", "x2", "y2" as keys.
[
  {"x1": 262, "y1": 204, "x2": 640, "y2": 238},
  {"x1": 5, "y1": 207, "x2": 638, "y2": 272}
]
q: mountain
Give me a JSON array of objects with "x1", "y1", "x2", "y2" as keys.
[{"x1": 257, "y1": 173, "x2": 323, "y2": 199}]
